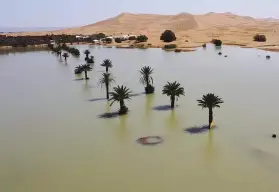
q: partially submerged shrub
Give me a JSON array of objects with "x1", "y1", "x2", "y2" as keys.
[
  {"x1": 160, "y1": 30, "x2": 177, "y2": 42},
  {"x1": 174, "y1": 49, "x2": 182, "y2": 52},
  {"x1": 254, "y1": 34, "x2": 266, "y2": 42},
  {"x1": 136, "y1": 35, "x2": 148, "y2": 42},
  {"x1": 212, "y1": 39, "x2": 222, "y2": 46},
  {"x1": 164, "y1": 44, "x2": 177, "y2": 49}
]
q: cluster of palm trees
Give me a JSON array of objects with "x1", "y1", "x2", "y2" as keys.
[
  {"x1": 84, "y1": 50, "x2": 95, "y2": 64},
  {"x1": 78, "y1": 55, "x2": 224, "y2": 129}
]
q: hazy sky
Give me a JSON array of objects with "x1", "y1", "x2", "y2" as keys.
[{"x1": 1, "y1": 0, "x2": 278, "y2": 27}]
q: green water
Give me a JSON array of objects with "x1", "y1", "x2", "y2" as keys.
[{"x1": 1, "y1": 45, "x2": 279, "y2": 192}]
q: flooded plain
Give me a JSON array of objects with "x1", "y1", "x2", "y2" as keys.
[{"x1": 0, "y1": 45, "x2": 279, "y2": 192}]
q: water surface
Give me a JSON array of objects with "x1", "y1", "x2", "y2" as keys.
[{"x1": 1, "y1": 45, "x2": 279, "y2": 192}]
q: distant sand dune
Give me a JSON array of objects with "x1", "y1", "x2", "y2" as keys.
[{"x1": 5, "y1": 12, "x2": 279, "y2": 51}]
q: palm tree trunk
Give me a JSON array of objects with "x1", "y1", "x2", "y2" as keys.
[
  {"x1": 106, "y1": 67, "x2": 108, "y2": 73},
  {"x1": 106, "y1": 83, "x2": 109, "y2": 100},
  {"x1": 208, "y1": 107, "x2": 213, "y2": 129},
  {"x1": 170, "y1": 96, "x2": 175, "y2": 109},
  {"x1": 84, "y1": 71, "x2": 88, "y2": 80},
  {"x1": 145, "y1": 75, "x2": 149, "y2": 87}
]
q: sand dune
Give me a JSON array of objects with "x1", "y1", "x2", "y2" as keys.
[{"x1": 5, "y1": 12, "x2": 279, "y2": 50}]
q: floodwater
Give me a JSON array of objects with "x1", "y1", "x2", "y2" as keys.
[{"x1": 0, "y1": 45, "x2": 279, "y2": 192}]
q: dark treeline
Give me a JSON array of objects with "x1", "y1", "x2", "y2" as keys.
[{"x1": 0, "y1": 33, "x2": 106, "y2": 47}]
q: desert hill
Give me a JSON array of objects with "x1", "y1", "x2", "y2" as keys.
[{"x1": 5, "y1": 12, "x2": 279, "y2": 50}]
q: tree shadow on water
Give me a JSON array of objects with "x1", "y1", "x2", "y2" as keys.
[
  {"x1": 88, "y1": 97, "x2": 107, "y2": 102},
  {"x1": 98, "y1": 111, "x2": 120, "y2": 119},
  {"x1": 130, "y1": 92, "x2": 145, "y2": 97},
  {"x1": 185, "y1": 125, "x2": 217, "y2": 134},
  {"x1": 153, "y1": 105, "x2": 178, "y2": 111},
  {"x1": 74, "y1": 78, "x2": 84, "y2": 81}
]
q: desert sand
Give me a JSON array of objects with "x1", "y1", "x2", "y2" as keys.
[{"x1": 5, "y1": 12, "x2": 279, "y2": 51}]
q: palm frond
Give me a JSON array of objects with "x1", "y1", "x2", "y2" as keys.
[
  {"x1": 162, "y1": 81, "x2": 185, "y2": 97},
  {"x1": 139, "y1": 66, "x2": 154, "y2": 85},
  {"x1": 109, "y1": 85, "x2": 132, "y2": 106},
  {"x1": 98, "y1": 73, "x2": 115, "y2": 88},
  {"x1": 101, "y1": 59, "x2": 113, "y2": 68},
  {"x1": 197, "y1": 93, "x2": 224, "y2": 109}
]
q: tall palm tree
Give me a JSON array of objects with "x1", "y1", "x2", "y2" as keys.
[
  {"x1": 84, "y1": 49, "x2": 90, "y2": 60},
  {"x1": 139, "y1": 66, "x2": 155, "y2": 94},
  {"x1": 98, "y1": 73, "x2": 115, "y2": 100},
  {"x1": 101, "y1": 59, "x2": 113, "y2": 72},
  {"x1": 162, "y1": 81, "x2": 185, "y2": 109},
  {"x1": 81, "y1": 64, "x2": 92, "y2": 80},
  {"x1": 62, "y1": 53, "x2": 69, "y2": 61},
  {"x1": 109, "y1": 85, "x2": 132, "y2": 115},
  {"x1": 197, "y1": 93, "x2": 224, "y2": 129}
]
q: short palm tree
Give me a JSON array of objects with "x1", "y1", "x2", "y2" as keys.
[
  {"x1": 101, "y1": 59, "x2": 113, "y2": 72},
  {"x1": 84, "y1": 49, "x2": 90, "y2": 60},
  {"x1": 162, "y1": 81, "x2": 185, "y2": 109},
  {"x1": 81, "y1": 64, "x2": 92, "y2": 80},
  {"x1": 109, "y1": 85, "x2": 132, "y2": 115},
  {"x1": 139, "y1": 66, "x2": 155, "y2": 94},
  {"x1": 197, "y1": 93, "x2": 224, "y2": 129},
  {"x1": 74, "y1": 65, "x2": 83, "y2": 74},
  {"x1": 98, "y1": 73, "x2": 115, "y2": 100},
  {"x1": 62, "y1": 53, "x2": 69, "y2": 61},
  {"x1": 87, "y1": 56, "x2": 95, "y2": 64}
]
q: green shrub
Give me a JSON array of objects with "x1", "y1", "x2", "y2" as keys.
[
  {"x1": 254, "y1": 34, "x2": 266, "y2": 42},
  {"x1": 212, "y1": 39, "x2": 222, "y2": 46},
  {"x1": 164, "y1": 44, "x2": 177, "y2": 49},
  {"x1": 160, "y1": 30, "x2": 177, "y2": 42},
  {"x1": 115, "y1": 38, "x2": 122, "y2": 43},
  {"x1": 105, "y1": 38, "x2": 112, "y2": 43},
  {"x1": 136, "y1": 35, "x2": 148, "y2": 42}
]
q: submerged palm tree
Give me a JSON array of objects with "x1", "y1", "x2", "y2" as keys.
[
  {"x1": 84, "y1": 49, "x2": 90, "y2": 60},
  {"x1": 81, "y1": 64, "x2": 92, "y2": 80},
  {"x1": 57, "y1": 50, "x2": 62, "y2": 58},
  {"x1": 62, "y1": 53, "x2": 69, "y2": 61},
  {"x1": 197, "y1": 93, "x2": 224, "y2": 129},
  {"x1": 162, "y1": 81, "x2": 185, "y2": 109},
  {"x1": 109, "y1": 85, "x2": 132, "y2": 115},
  {"x1": 74, "y1": 65, "x2": 83, "y2": 74},
  {"x1": 87, "y1": 56, "x2": 95, "y2": 64},
  {"x1": 101, "y1": 59, "x2": 113, "y2": 72},
  {"x1": 139, "y1": 66, "x2": 155, "y2": 94},
  {"x1": 98, "y1": 73, "x2": 115, "y2": 100}
]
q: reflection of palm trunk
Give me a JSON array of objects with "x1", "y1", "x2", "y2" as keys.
[
  {"x1": 208, "y1": 107, "x2": 213, "y2": 129},
  {"x1": 171, "y1": 96, "x2": 175, "y2": 108},
  {"x1": 106, "y1": 83, "x2": 109, "y2": 100}
]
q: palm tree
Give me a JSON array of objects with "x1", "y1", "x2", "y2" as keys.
[
  {"x1": 139, "y1": 66, "x2": 155, "y2": 94},
  {"x1": 197, "y1": 93, "x2": 224, "y2": 129},
  {"x1": 62, "y1": 53, "x2": 69, "y2": 61},
  {"x1": 98, "y1": 73, "x2": 115, "y2": 100},
  {"x1": 101, "y1": 59, "x2": 113, "y2": 72},
  {"x1": 57, "y1": 50, "x2": 62, "y2": 58},
  {"x1": 74, "y1": 65, "x2": 83, "y2": 74},
  {"x1": 81, "y1": 64, "x2": 92, "y2": 80},
  {"x1": 84, "y1": 49, "x2": 90, "y2": 60},
  {"x1": 87, "y1": 56, "x2": 95, "y2": 64},
  {"x1": 109, "y1": 85, "x2": 132, "y2": 115},
  {"x1": 162, "y1": 81, "x2": 185, "y2": 109}
]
